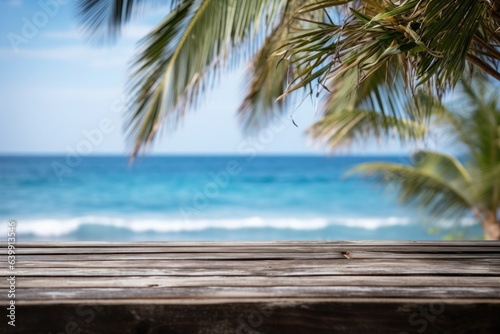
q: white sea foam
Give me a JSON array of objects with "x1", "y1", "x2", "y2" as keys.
[
  {"x1": 7, "y1": 215, "x2": 417, "y2": 237},
  {"x1": 329, "y1": 217, "x2": 410, "y2": 230}
]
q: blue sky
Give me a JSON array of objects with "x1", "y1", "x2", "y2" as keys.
[{"x1": 0, "y1": 0, "x2": 410, "y2": 155}]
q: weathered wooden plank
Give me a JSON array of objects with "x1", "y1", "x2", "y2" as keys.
[
  {"x1": 11, "y1": 240, "x2": 500, "y2": 247},
  {"x1": 11, "y1": 286, "x2": 500, "y2": 301},
  {"x1": 3, "y1": 265, "x2": 499, "y2": 277},
  {"x1": 3, "y1": 241, "x2": 499, "y2": 333},
  {"x1": 4, "y1": 259, "x2": 500, "y2": 276},
  {"x1": 12, "y1": 258, "x2": 500, "y2": 272},
  {"x1": 8, "y1": 251, "x2": 500, "y2": 262},
  {"x1": 15, "y1": 276, "x2": 500, "y2": 289},
  {"x1": 12, "y1": 297, "x2": 500, "y2": 306},
  {"x1": 6, "y1": 245, "x2": 500, "y2": 255},
  {"x1": 7, "y1": 302, "x2": 500, "y2": 334}
]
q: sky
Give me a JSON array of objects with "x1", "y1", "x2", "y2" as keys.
[{"x1": 0, "y1": 0, "x2": 410, "y2": 156}]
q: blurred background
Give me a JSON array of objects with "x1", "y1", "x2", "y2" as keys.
[{"x1": 0, "y1": 1, "x2": 487, "y2": 241}]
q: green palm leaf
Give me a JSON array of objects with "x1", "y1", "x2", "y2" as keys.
[
  {"x1": 308, "y1": 109, "x2": 427, "y2": 149},
  {"x1": 345, "y1": 76, "x2": 500, "y2": 239},
  {"x1": 279, "y1": 0, "x2": 500, "y2": 107},
  {"x1": 78, "y1": 0, "x2": 167, "y2": 43},
  {"x1": 124, "y1": 0, "x2": 287, "y2": 158},
  {"x1": 351, "y1": 151, "x2": 474, "y2": 218},
  {"x1": 237, "y1": 0, "x2": 297, "y2": 131},
  {"x1": 308, "y1": 62, "x2": 444, "y2": 150}
]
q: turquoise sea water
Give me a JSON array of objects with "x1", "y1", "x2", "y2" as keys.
[{"x1": 0, "y1": 155, "x2": 482, "y2": 241}]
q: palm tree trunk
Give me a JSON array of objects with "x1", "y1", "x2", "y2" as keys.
[{"x1": 482, "y1": 211, "x2": 500, "y2": 240}]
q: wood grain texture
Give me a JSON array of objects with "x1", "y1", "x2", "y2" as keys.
[{"x1": 2, "y1": 241, "x2": 500, "y2": 333}]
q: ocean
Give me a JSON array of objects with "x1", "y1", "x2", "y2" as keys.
[{"x1": 0, "y1": 155, "x2": 482, "y2": 241}]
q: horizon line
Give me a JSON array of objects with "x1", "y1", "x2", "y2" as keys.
[{"x1": 0, "y1": 152, "x2": 410, "y2": 157}]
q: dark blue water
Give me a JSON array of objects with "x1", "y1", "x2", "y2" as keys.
[{"x1": 0, "y1": 155, "x2": 482, "y2": 241}]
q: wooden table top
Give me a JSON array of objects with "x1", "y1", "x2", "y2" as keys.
[{"x1": 3, "y1": 241, "x2": 500, "y2": 333}]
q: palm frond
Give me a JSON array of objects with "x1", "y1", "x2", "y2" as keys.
[
  {"x1": 78, "y1": 0, "x2": 169, "y2": 43},
  {"x1": 351, "y1": 151, "x2": 474, "y2": 218},
  {"x1": 308, "y1": 109, "x2": 427, "y2": 150},
  {"x1": 238, "y1": 0, "x2": 330, "y2": 131},
  {"x1": 410, "y1": 150, "x2": 473, "y2": 186},
  {"x1": 237, "y1": 0, "x2": 298, "y2": 131},
  {"x1": 308, "y1": 62, "x2": 443, "y2": 150},
  {"x1": 445, "y1": 78, "x2": 500, "y2": 161},
  {"x1": 125, "y1": 0, "x2": 287, "y2": 158},
  {"x1": 450, "y1": 79, "x2": 500, "y2": 212},
  {"x1": 279, "y1": 0, "x2": 499, "y2": 107}
]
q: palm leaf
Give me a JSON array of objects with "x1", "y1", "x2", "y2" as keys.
[
  {"x1": 308, "y1": 62, "x2": 442, "y2": 150},
  {"x1": 78, "y1": 0, "x2": 169, "y2": 43},
  {"x1": 125, "y1": 0, "x2": 287, "y2": 158},
  {"x1": 279, "y1": 0, "x2": 500, "y2": 111},
  {"x1": 237, "y1": 1, "x2": 296, "y2": 131},
  {"x1": 308, "y1": 109, "x2": 427, "y2": 150},
  {"x1": 238, "y1": 0, "x2": 329, "y2": 131},
  {"x1": 450, "y1": 80, "x2": 500, "y2": 212},
  {"x1": 351, "y1": 151, "x2": 474, "y2": 218}
]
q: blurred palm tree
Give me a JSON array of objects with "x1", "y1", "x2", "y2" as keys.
[
  {"x1": 78, "y1": 0, "x2": 316, "y2": 158},
  {"x1": 280, "y1": 0, "x2": 500, "y2": 155},
  {"x1": 316, "y1": 79, "x2": 500, "y2": 240},
  {"x1": 78, "y1": 0, "x2": 500, "y2": 158}
]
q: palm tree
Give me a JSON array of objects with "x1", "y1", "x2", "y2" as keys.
[
  {"x1": 279, "y1": 0, "x2": 500, "y2": 144},
  {"x1": 77, "y1": 0, "x2": 500, "y2": 158},
  {"x1": 281, "y1": 0, "x2": 500, "y2": 90},
  {"x1": 311, "y1": 79, "x2": 500, "y2": 240},
  {"x1": 78, "y1": 0, "x2": 319, "y2": 159},
  {"x1": 77, "y1": 1, "x2": 500, "y2": 238}
]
